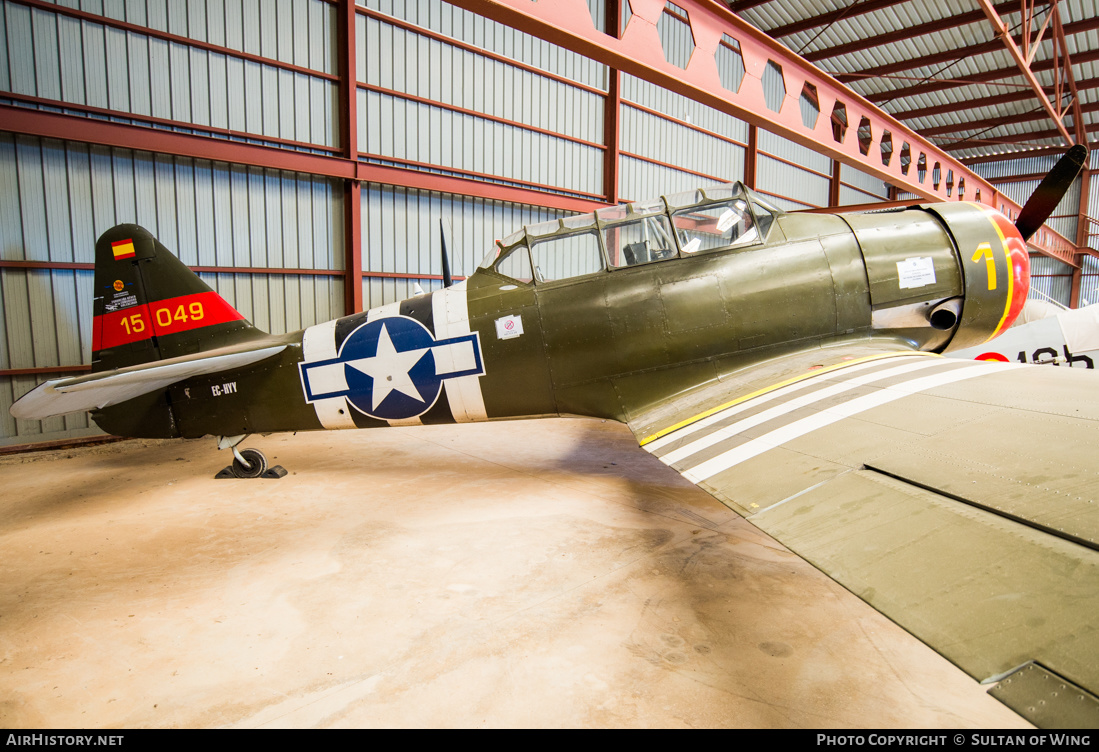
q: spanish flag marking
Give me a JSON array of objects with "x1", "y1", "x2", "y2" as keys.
[{"x1": 111, "y1": 239, "x2": 136, "y2": 260}]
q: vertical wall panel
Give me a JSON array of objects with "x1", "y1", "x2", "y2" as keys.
[
  {"x1": 840, "y1": 163, "x2": 889, "y2": 203},
  {"x1": 1079, "y1": 256, "x2": 1099, "y2": 306},
  {"x1": 363, "y1": 0, "x2": 606, "y2": 93},
  {"x1": 3, "y1": 2, "x2": 338, "y2": 147},
  {"x1": 0, "y1": 3, "x2": 9, "y2": 93},
  {"x1": 359, "y1": 184, "x2": 566, "y2": 308},
  {"x1": 1029, "y1": 255, "x2": 1074, "y2": 306}
]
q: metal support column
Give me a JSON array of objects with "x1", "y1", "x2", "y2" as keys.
[
  {"x1": 340, "y1": 0, "x2": 363, "y2": 315},
  {"x1": 603, "y1": 1, "x2": 622, "y2": 205},
  {"x1": 1071, "y1": 167, "x2": 1092, "y2": 307},
  {"x1": 745, "y1": 124, "x2": 758, "y2": 189}
]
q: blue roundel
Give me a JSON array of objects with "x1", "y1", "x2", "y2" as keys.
[{"x1": 339, "y1": 317, "x2": 442, "y2": 420}]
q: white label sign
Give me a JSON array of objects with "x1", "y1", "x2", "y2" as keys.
[
  {"x1": 897, "y1": 256, "x2": 937, "y2": 289},
  {"x1": 495, "y1": 314, "x2": 524, "y2": 340},
  {"x1": 716, "y1": 208, "x2": 737, "y2": 234}
]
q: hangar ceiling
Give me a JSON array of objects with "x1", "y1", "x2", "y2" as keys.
[{"x1": 730, "y1": 0, "x2": 1098, "y2": 162}]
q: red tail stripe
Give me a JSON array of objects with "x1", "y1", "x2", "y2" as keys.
[
  {"x1": 148, "y1": 292, "x2": 244, "y2": 337},
  {"x1": 92, "y1": 292, "x2": 244, "y2": 352}
]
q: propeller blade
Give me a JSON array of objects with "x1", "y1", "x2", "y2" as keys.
[
  {"x1": 440, "y1": 218, "x2": 454, "y2": 288},
  {"x1": 1015, "y1": 144, "x2": 1089, "y2": 242}
]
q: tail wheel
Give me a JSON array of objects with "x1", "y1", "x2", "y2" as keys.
[{"x1": 231, "y1": 449, "x2": 268, "y2": 479}]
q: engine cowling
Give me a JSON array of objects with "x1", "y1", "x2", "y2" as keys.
[{"x1": 842, "y1": 202, "x2": 1029, "y2": 353}]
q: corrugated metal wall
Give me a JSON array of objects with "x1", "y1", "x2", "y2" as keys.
[
  {"x1": 1080, "y1": 255, "x2": 1099, "y2": 307},
  {"x1": 360, "y1": 184, "x2": 566, "y2": 308},
  {"x1": 1, "y1": 0, "x2": 339, "y2": 148},
  {"x1": 756, "y1": 130, "x2": 829, "y2": 208},
  {"x1": 1028, "y1": 255, "x2": 1074, "y2": 306},
  {"x1": 358, "y1": 6, "x2": 605, "y2": 196}
]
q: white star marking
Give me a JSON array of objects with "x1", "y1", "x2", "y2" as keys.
[{"x1": 345, "y1": 322, "x2": 431, "y2": 410}]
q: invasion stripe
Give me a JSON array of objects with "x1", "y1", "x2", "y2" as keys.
[
  {"x1": 639, "y1": 351, "x2": 937, "y2": 446},
  {"x1": 643, "y1": 352, "x2": 935, "y2": 453},
  {"x1": 681, "y1": 363, "x2": 1014, "y2": 484},
  {"x1": 655, "y1": 357, "x2": 949, "y2": 466},
  {"x1": 431, "y1": 284, "x2": 488, "y2": 423},
  {"x1": 301, "y1": 318, "x2": 356, "y2": 430}
]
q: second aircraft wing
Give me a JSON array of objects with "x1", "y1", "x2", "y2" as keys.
[{"x1": 627, "y1": 344, "x2": 1099, "y2": 729}]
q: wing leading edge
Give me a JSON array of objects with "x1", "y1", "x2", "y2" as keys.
[{"x1": 628, "y1": 347, "x2": 1099, "y2": 729}]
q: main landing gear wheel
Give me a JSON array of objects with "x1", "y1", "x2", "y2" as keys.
[{"x1": 231, "y1": 448, "x2": 268, "y2": 479}]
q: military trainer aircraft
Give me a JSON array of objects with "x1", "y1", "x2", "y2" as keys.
[
  {"x1": 950, "y1": 297, "x2": 1099, "y2": 368},
  {"x1": 10, "y1": 145, "x2": 1097, "y2": 728}
]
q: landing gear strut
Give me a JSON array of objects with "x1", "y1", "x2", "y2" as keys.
[{"x1": 214, "y1": 435, "x2": 288, "y2": 479}]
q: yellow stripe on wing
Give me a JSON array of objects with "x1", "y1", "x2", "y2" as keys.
[{"x1": 639, "y1": 350, "x2": 939, "y2": 446}]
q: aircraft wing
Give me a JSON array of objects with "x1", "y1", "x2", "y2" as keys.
[
  {"x1": 10, "y1": 342, "x2": 288, "y2": 420},
  {"x1": 627, "y1": 343, "x2": 1099, "y2": 729}
]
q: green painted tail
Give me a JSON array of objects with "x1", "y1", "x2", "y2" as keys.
[{"x1": 90, "y1": 224, "x2": 266, "y2": 437}]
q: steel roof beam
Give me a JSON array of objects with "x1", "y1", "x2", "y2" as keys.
[
  {"x1": 919, "y1": 100, "x2": 1099, "y2": 137},
  {"x1": 726, "y1": 0, "x2": 776, "y2": 12},
  {"x1": 835, "y1": 15, "x2": 1099, "y2": 84},
  {"x1": 960, "y1": 142, "x2": 1097, "y2": 163},
  {"x1": 446, "y1": 0, "x2": 1078, "y2": 263},
  {"x1": 975, "y1": 0, "x2": 1073, "y2": 146},
  {"x1": 868, "y1": 48, "x2": 1099, "y2": 102},
  {"x1": 764, "y1": 0, "x2": 924, "y2": 39},
  {"x1": 942, "y1": 121, "x2": 1099, "y2": 151},
  {"x1": 802, "y1": 0, "x2": 1035, "y2": 63},
  {"x1": 890, "y1": 76, "x2": 1099, "y2": 120}
]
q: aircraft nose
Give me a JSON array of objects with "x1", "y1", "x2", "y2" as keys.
[{"x1": 992, "y1": 211, "x2": 1031, "y2": 334}]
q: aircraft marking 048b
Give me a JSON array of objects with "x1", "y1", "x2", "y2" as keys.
[{"x1": 10, "y1": 145, "x2": 1097, "y2": 729}]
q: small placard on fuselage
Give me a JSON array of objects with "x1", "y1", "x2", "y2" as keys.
[
  {"x1": 495, "y1": 314, "x2": 524, "y2": 340},
  {"x1": 897, "y1": 256, "x2": 937, "y2": 289}
]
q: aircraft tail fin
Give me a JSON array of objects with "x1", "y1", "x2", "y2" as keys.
[{"x1": 92, "y1": 225, "x2": 266, "y2": 373}]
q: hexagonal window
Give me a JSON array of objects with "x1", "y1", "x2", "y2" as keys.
[
  {"x1": 857, "y1": 117, "x2": 872, "y2": 156},
  {"x1": 958, "y1": 177, "x2": 966, "y2": 199},
  {"x1": 917, "y1": 153, "x2": 927, "y2": 183},
  {"x1": 880, "y1": 130, "x2": 893, "y2": 166},
  {"x1": 715, "y1": 34, "x2": 745, "y2": 93},
  {"x1": 762, "y1": 61, "x2": 785, "y2": 112},
  {"x1": 831, "y1": 101, "x2": 848, "y2": 143},
  {"x1": 799, "y1": 83, "x2": 819, "y2": 129},
  {"x1": 946, "y1": 169, "x2": 954, "y2": 197},
  {"x1": 975, "y1": 188, "x2": 981, "y2": 203},
  {"x1": 658, "y1": 2, "x2": 695, "y2": 70},
  {"x1": 900, "y1": 142, "x2": 911, "y2": 175},
  {"x1": 932, "y1": 162, "x2": 941, "y2": 190}
]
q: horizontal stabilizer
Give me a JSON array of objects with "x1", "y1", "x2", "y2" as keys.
[{"x1": 10, "y1": 342, "x2": 287, "y2": 420}]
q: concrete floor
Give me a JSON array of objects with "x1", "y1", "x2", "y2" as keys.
[{"x1": 0, "y1": 418, "x2": 1029, "y2": 729}]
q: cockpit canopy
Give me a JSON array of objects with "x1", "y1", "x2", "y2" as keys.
[{"x1": 479, "y1": 183, "x2": 781, "y2": 284}]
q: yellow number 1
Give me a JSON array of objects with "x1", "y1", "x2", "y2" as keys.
[{"x1": 971, "y1": 242, "x2": 996, "y2": 291}]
